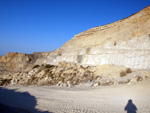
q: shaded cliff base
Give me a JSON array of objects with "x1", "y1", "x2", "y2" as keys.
[{"x1": 0, "y1": 62, "x2": 150, "y2": 87}]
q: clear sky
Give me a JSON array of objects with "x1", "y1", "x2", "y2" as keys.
[{"x1": 0, "y1": 0, "x2": 149, "y2": 55}]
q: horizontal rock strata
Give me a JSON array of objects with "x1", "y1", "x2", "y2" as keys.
[{"x1": 52, "y1": 6, "x2": 150, "y2": 69}]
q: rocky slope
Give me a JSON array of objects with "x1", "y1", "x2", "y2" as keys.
[
  {"x1": 0, "y1": 6, "x2": 150, "y2": 86},
  {"x1": 55, "y1": 6, "x2": 150, "y2": 69},
  {"x1": 0, "y1": 62, "x2": 149, "y2": 87}
]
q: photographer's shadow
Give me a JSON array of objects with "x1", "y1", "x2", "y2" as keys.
[{"x1": 124, "y1": 99, "x2": 137, "y2": 113}]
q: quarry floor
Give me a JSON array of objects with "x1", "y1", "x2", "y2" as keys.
[{"x1": 0, "y1": 78, "x2": 150, "y2": 113}]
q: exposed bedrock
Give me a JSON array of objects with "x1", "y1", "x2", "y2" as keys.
[
  {"x1": 1, "y1": 6, "x2": 150, "y2": 87},
  {"x1": 46, "y1": 6, "x2": 150, "y2": 70},
  {"x1": 0, "y1": 6, "x2": 150, "y2": 74}
]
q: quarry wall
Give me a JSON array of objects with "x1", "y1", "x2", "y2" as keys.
[{"x1": 0, "y1": 6, "x2": 150, "y2": 71}]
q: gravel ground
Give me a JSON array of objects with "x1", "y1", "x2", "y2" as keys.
[{"x1": 0, "y1": 78, "x2": 150, "y2": 113}]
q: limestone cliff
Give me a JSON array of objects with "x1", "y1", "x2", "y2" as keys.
[
  {"x1": 0, "y1": 6, "x2": 150, "y2": 73},
  {"x1": 50, "y1": 6, "x2": 150, "y2": 69}
]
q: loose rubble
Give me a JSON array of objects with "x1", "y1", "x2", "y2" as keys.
[{"x1": 0, "y1": 62, "x2": 149, "y2": 87}]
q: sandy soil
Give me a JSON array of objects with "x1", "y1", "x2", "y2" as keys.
[{"x1": 1, "y1": 78, "x2": 150, "y2": 113}]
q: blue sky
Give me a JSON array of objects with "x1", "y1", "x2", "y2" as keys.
[{"x1": 0, "y1": 0, "x2": 149, "y2": 55}]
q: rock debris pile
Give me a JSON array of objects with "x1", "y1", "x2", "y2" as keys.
[{"x1": 0, "y1": 62, "x2": 149, "y2": 87}]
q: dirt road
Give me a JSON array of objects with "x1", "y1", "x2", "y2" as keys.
[{"x1": 0, "y1": 78, "x2": 150, "y2": 113}]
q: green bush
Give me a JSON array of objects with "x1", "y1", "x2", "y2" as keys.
[
  {"x1": 32, "y1": 65, "x2": 40, "y2": 69},
  {"x1": 44, "y1": 64, "x2": 53, "y2": 68}
]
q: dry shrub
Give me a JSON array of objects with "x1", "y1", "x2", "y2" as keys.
[
  {"x1": 32, "y1": 65, "x2": 39, "y2": 69},
  {"x1": 45, "y1": 64, "x2": 54, "y2": 68},
  {"x1": 126, "y1": 68, "x2": 132, "y2": 73},
  {"x1": 0, "y1": 79, "x2": 11, "y2": 86},
  {"x1": 137, "y1": 77, "x2": 143, "y2": 81},
  {"x1": 120, "y1": 71, "x2": 126, "y2": 77}
]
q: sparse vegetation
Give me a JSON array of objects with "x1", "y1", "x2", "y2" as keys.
[
  {"x1": 126, "y1": 68, "x2": 132, "y2": 73},
  {"x1": 120, "y1": 71, "x2": 126, "y2": 77},
  {"x1": 44, "y1": 64, "x2": 53, "y2": 68},
  {"x1": 32, "y1": 65, "x2": 40, "y2": 69},
  {"x1": 114, "y1": 42, "x2": 117, "y2": 46}
]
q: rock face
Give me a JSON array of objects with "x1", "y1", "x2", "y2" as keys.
[
  {"x1": 1, "y1": 6, "x2": 150, "y2": 71},
  {"x1": 0, "y1": 49, "x2": 62, "y2": 72},
  {"x1": 45, "y1": 6, "x2": 150, "y2": 69},
  {"x1": 0, "y1": 6, "x2": 150, "y2": 86},
  {"x1": 0, "y1": 52, "x2": 41, "y2": 72}
]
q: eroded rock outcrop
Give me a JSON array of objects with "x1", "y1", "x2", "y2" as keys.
[{"x1": 0, "y1": 49, "x2": 62, "y2": 72}]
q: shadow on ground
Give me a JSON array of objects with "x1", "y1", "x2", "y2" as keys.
[
  {"x1": 0, "y1": 87, "x2": 52, "y2": 113},
  {"x1": 125, "y1": 99, "x2": 137, "y2": 113}
]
